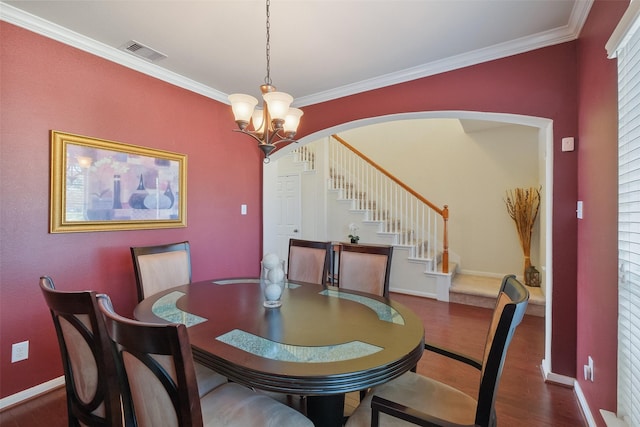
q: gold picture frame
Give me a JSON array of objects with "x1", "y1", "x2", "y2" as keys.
[{"x1": 50, "y1": 131, "x2": 187, "y2": 233}]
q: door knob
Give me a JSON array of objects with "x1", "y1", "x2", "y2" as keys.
[{"x1": 293, "y1": 229, "x2": 299, "y2": 233}]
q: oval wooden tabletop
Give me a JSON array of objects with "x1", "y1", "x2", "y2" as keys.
[{"x1": 134, "y1": 278, "x2": 425, "y2": 395}]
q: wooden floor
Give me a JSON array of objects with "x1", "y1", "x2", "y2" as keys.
[
  {"x1": 390, "y1": 293, "x2": 585, "y2": 427},
  {"x1": 0, "y1": 293, "x2": 585, "y2": 427}
]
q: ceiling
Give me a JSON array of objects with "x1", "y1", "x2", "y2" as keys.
[{"x1": 1, "y1": 1, "x2": 592, "y2": 107}]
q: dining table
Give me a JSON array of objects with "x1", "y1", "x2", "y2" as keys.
[{"x1": 134, "y1": 277, "x2": 425, "y2": 427}]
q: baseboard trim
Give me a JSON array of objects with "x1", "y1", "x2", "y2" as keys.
[
  {"x1": 574, "y1": 380, "x2": 598, "y2": 427},
  {"x1": 0, "y1": 376, "x2": 64, "y2": 411},
  {"x1": 389, "y1": 287, "x2": 438, "y2": 300},
  {"x1": 600, "y1": 410, "x2": 629, "y2": 427},
  {"x1": 457, "y1": 269, "x2": 505, "y2": 279},
  {"x1": 540, "y1": 361, "x2": 596, "y2": 427},
  {"x1": 540, "y1": 360, "x2": 574, "y2": 387}
]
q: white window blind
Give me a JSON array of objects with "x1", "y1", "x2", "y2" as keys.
[{"x1": 612, "y1": 2, "x2": 640, "y2": 425}]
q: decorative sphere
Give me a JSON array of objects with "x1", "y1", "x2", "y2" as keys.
[
  {"x1": 265, "y1": 283, "x2": 283, "y2": 301},
  {"x1": 262, "y1": 253, "x2": 280, "y2": 270},
  {"x1": 268, "y1": 267, "x2": 285, "y2": 284}
]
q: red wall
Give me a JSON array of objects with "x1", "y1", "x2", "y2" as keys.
[
  {"x1": 300, "y1": 44, "x2": 580, "y2": 375},
  {"x1": 0, "y1": 4, "x2": 625, "y2": 420},
  {"x1": 293, "y1": 2, "x2": 625, "y2": 420},
  {"x1": 0, "y1": 23, "x2": 263, "y2": 398},
  {"x1": 576, "y1": 0, "x2": 628, "y2": 423}
]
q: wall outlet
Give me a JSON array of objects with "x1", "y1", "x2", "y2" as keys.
[
  {"x1": 11, "y1": 341, "x2": 29, "y2": 363},
  {"x1": 583, "y1": 355, "x2": 594, "y2": 382},
  {"x1": 577, "y1": 201, "x2": 583, "y2": 219}
]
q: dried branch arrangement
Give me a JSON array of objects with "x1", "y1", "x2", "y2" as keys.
[{"x1": 505, "y1": 186, "x2": 541, "y2": 277}]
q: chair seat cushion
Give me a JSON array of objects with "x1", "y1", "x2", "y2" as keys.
[
  {"x1": 347, "y1": 371, "x2": 477, "y2": 426},
  {"x1": 200, "y1": 383, "x2": 313, "y2": 427},
  {"x1": 194, "y1": 362, "x2": 228, "y2": 397}
]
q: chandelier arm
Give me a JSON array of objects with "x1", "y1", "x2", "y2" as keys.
[
  {"x1": 232, "y1": 129, "x2": 266, "y2": 145},
  {"x1": 271, "y1": 129, "x2": 299, "y2": 145},
  {"x1": 272, "y1": 141, "x2": 298, "y2": 149},
  {"x1": 270, "y1": 136, "x2": 299, "y2": 146}
]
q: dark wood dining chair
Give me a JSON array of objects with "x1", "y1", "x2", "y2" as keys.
[
  {"x1": 338, "y1": 243, "x2": 394, "y2": 297},
  {"x1": 287, "y1": 238, "x2": 332, "y2": 285},
  {"x1": 38, "y1": 276, "x2": 127, "y2": 427},
  {"x1": 130, "y1": 241, "x2": 228, "y2": 397},
  {"x1": 96, "y1": 294, "x2": 314, "y2": 427},
  {"x1": 130, "y1": 241, "x2": 192, "y2": 302},
  {"x1": 345, "y1": 274, "x2": 530, "y2": 427}
]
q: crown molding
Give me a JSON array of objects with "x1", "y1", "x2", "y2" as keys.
[
  {"x1": 2, "y1": 0, "x2": 593, "y2": 107},
  {"x1": 296, "y1": 1, "x2": 593, "y2": 107},
  {"x1": 295, "y1": 27, "x2": 573, "y2": 106},
  {"x1": 0, "y1": 3, "x2": 229, "y2": 104}
]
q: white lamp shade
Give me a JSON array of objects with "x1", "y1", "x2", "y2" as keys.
[
  {"x1": 283, "y1": 108, "x2": 304, "y2": 133},
  {"x1": 252, "y1": 108, "x2": 265, "y2": 133},
  {"x1": 263, "y1": 91, "x2": 293, "y2": 121},
  {"x1": 228, "y1": 93, "x2": 258, "y2": 122}
]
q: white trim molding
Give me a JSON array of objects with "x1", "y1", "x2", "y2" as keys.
[
  {"x1": 573, "y1": 380, "x2": 598, "y2": 427},
  {"x1": 0, "y1": 376, "x2": 64, "y2": 411},
  {"x1": 0, "y1": 3, "x2": 228, "y2": 103},
  {"x1": 606, "y1": 0, "x2": 640, "y2": 58},
  {"x1": 601, "y1": 410, "x2": 630, "y2": 427},
  {"x1": 540, "y1": 360, "x2": 575, "y2": 387},
  {"x1": 540, "y1": 361, "x2": 599, "y2": 427},
  {"x1": 1, "y1": 0, "x2": 594, "y2": 107}
]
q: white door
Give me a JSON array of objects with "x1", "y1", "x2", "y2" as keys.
[{"x1": 275, "y1": 174, "x2": 301, "y2": 263}]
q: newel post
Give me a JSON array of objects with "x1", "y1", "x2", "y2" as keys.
[{"x1": 442, "y1": 205, "x2": 449, "y2": 274}]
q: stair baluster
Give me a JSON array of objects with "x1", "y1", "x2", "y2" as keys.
[{"x1": 328, "y1": 135, "x2": 449, "y2": 274}]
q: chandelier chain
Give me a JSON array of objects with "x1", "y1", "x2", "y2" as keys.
[
  {"x1": 264, "y1": 0, "x2": 272, "y2": 86},
  {"x1": 228, "y1": 0, "x2": 302, "y2": 163}
]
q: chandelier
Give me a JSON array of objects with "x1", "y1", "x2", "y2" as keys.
[{"x1": 228, "y1": 0, "x2": 303, "y2": 163}]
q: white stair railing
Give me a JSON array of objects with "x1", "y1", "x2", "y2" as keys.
[
  {"x1": 328, "y1": 135, "x2": 449, "y2": 273},
  {"x1": 292, "y1": 145, "x2": 316, "y2": 170}
]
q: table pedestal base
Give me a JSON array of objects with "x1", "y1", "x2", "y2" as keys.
[{"x1": 306, "y1": 394, "x2": 345, "y2": 427}]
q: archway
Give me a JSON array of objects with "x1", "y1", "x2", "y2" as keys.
[{"x1": 266, "y1": 110, "x2": 554, "y2": 370}]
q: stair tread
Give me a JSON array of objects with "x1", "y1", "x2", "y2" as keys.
[{"x1": 451, "y1": 274, "x2": 545, "y2": 305}]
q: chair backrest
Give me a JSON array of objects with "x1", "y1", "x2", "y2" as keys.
[
  {"x1": 475, "y1": 274, "x2": 529, "y2": 426},
  {"x1": 97, "y1": 294, "x2": 203, "y2": 427},
  {"x1": 287, "y1": 239, "x2": 331, "y2": 285},
  {"x1": 338, "y1": 243, "x2": 393, "y2": 297},
  {"x1": 38, "y1": 276, "x2": 124, "y2": 427},
  {"x1": 131, "y1": 241, "x2": 191, "y2": 302}
]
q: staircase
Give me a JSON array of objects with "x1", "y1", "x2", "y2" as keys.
[
  {"x1": 289, "y1": 140, "x2": 545, "y2": 315},
  {"x1": 327, "y1": 190, "x2": 454, "y2": 300},
  {"x1": 292, "y1": 138, "x2": 455, "y2": 301}
]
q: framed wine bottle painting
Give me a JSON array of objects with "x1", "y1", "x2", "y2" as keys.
[{"x1": 50, "y1": 130, "x2": 186, "y2": 233}]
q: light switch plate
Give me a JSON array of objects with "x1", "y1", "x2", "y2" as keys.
[{"x1": 562, "y1": 137, "x2": 575, "y2": 152}]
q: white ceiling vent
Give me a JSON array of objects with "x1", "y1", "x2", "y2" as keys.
[{"x1": 120, "y1": 40, "x2": 167, "y2": 62}]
